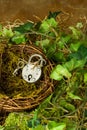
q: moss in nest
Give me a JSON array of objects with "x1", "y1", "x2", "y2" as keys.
[{"x1": 1, "y1": 46, "x2": 49, "y2": 99}]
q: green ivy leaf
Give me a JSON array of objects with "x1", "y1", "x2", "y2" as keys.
[
  {"x1": 70, "y1": 42, "x2": 81, "y2": 52},
  {"x1": 74, "y1": 59, "x2": 86, "y2": 68},
  {"x1": 64, "y1": 58, "x2": 86, "y2": 71},
  {"x1": 53, "y1": 51, "x2": 65, "y2": 62},
  {"x1": 2, "y1": 28, "x2": 14, "y2": 38},
  {"x1": 68, "y1": 92, "x2": 82, "y2": 100},
  {"x1": 50, "y1": 67, "x2": 63, "y2": 81},
  {"x1": 78, "y1": 45, "x2": 87, "y2": 59},
  {"x1": 57, "y1": 35, "x2": 71, "y2": 49},
  {"x1": 13, "y1": 22, "x2": 34, "y2": 33},
  {"x1": 50, "y1": 65, "x2": 71, "y2": 81},
  {"x1": 39, "y1": 18, "x2": 57, "y2": 33},
  {"x1": 47, "y1": 121, "x2": 66, "y2": 130},
  {"x1": 46, "y1": 18, "x2": 58, "y2": 28},
  {"x1": 69, "y1": 45, "x2": 87, "y2": 60},
  {"x1": 11, "y1": 32, "x2": 26, "y2": 44},
  {"x1": 35, "y1": 39, "x2": 50, "y2": 52},
  {"x1": 63, "y1": 58, "x2": 76, "y2": 71},
  {"x1": 69, "y1": 26, "x2": 82, "y2": 39}
]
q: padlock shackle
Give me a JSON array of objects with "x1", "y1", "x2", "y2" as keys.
[{"x1": 28, "y1": 54, "x2": 46, "y2": 67}]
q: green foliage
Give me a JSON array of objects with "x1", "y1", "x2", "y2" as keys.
[
  {"x1": 68, "y1": 92, "x2": 82, "y2": 100},
  {"x1": 47, "y1": 121, "x2": 66, "y2": 130},
  {"x1": 69, "y1": 23, "x2": 82, "y2": 39},
  {"x1": 63, "y1": 58, "x2": 86, "y2": 71},
  {"x1": 62, "y1": 118, "x2": 77, "y2": 130},
  {"x1": 50, "y1": 64, "x2": 71, "y2": 81},
  {"x1": 0, "y1": 12, "x2": 87, "y2": 130},
  {"x1": 0, "y1": 125, "x2": 4, "y2": 130},
  {"x1": 59, "y1": 99, "x2": 75, "y2": 112},
  {"x1": 47, "y1": 11, "x2": 61, "y2": 19},
  {"x1": 39, "y1": 18, "x2": 58, "y2": 33},
  {"x1": 35, "y1": 39, "x2": 50, "y2": 53},
  {"x1": 4, "y1": 113, "x2": 29, "y2": 130},
  {"x1": 69, "y1": 45, "x2": 87, "y2": 60},
  {"x1": 2, "y1": 27, "x2": 14, "y2": 38},
  {"x1": 32, "y1": 125, "x2": 45, "y2": 130},
  {"x1": 13, "y1": 22, "x2": 34, "y2": 33},
  {"x1": 11, "y1": 32, "x2": 26, "y2": 44},
  {"x1": 70, "y1": 42, "x2": 81, "y2": 52},
  {"x1": 57, "y1": 35, "x2": 71, "y2": 49}
]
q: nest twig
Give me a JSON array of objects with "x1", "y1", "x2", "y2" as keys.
[{"x1": 0, "y1": 44, "x2": 54, "y2": 112}]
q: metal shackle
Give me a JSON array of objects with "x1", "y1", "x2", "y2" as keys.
[{"x1": 28, "y1": 54, "x2": 46, "y2": 67}]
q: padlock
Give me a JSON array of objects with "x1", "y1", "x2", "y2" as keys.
[{"x1": 22, "y1": 54, "x2": 46, "y2": 83}]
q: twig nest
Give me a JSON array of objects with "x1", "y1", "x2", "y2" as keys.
[{"x1": 0, "y1": 44, "x2": 54, "y2": 112}]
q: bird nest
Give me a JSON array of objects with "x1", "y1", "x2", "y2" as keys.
[{"x1": 0, "y1": 44, "x2": 54, "y2": 112}]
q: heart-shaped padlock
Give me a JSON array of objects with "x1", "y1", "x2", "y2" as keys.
[{"x1": 22, "y1": 54, "x2": 46, "y2": 83}]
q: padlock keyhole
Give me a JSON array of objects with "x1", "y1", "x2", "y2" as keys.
[{"x1": 28, "y1": 74, "x2": 32, "y2": 81}]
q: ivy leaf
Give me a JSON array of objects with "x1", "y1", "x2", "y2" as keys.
[
  {"x1": 69, "y1": 26, "x2": 82, "y2": 39},
  {"x1": 39, "y1": 20, "x2": 49, "y2": 33},
  {"x1": 23, "y1": 22, "x2": 34, "y2": 30},
  {"x1": 70, "y1": 45, "x2": 87, "y2": 60},
  {"x1": 70, "y1": 42, "x2": 81, "y2": 52},
  {"x1": 50, "y1": 65, "x2": 71, "y2": 81},
  {"x1": 11, "y1": 32, "x2": 26, "y2": 44},
  {"x1": 53, "y1": 51, "x2": 65, "y2": 62},
  {"x1": 50, "y1": 68, "x2": 63, "y2": 81},
  {"x1": 47, "y1": 121, "x2": 66, "y2": 130},
  {"x1": 35, "y1": 39, "x2": 50, "y2": 52},
  {"x1": 39, "y1": 18, "x2": 57, "y2": 33},
  {"x1": 47, "y1": 11, "x2": 61, "y2": 19},
  {"x1": 78, "y1": 45, "x2": 87, "y2": 59},
  {"x1": 46, "y1": 18, "x2": 58, "y2": 28},
  {"x1": 2, "y1": 28, "x2": 14, "y2": 38},
  {"x1": 64, "y1": 58, "x2": 86, "y2": 71},
  {"x1": 68, "y1": 92, "x2": 82, "y2": 100},
  {"x1": 74, "y1": 59, "x2": 86, "y2": 68},
  {"x1": 13, "y1": 22, "x2": 34, "y2": 33},
  {"x1": 57, "y1": 35, "x2": 71, "y2": 49},
  {"x1": 63, "y1": 58, "x2": 76, "y2": 71}
]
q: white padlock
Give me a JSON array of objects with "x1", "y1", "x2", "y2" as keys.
[{"x1": 22, "y1": 54, "x2": 46, "y2": 83}]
